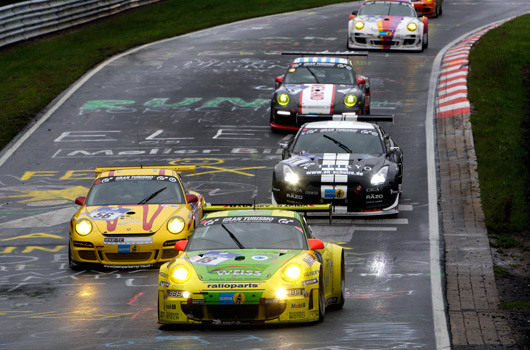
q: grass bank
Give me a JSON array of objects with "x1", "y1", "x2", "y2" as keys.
[
  {"x1": 0, "y1": 0, "x2": 351, "y2": 149},
  {"x1": 468, "y1": 14, "x2": 530, "y2": 238}
]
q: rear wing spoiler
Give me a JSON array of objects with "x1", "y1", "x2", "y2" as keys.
[
  {"x1": 95, "y1": 165, "x2": 196, "y2": 176},
  {"x1": 282, "y1": 50, "x2": 368, "y2": 57},
  {"x1": 297, "y1": 113, "x2": 394, "y2": 125},
  {"x1": 204, "y1": 203, "x2": 333, "y2": 224}
]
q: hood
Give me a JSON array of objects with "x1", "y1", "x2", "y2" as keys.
[
  {"x1": 283, "y1": 153, "x2": 385, "y2": 178},
  {"x1": 185, "y1": 249, "x2": 303, "y2": 282},
  {"x1": 281, "y1": 84, "x2": 360, "y2": 114},
  {"x1": 358, "y1": 15, "x2": 407, "y2": 37},
  {"x1": 82, "y1": 204, "x2": 189, "y2": 234}
]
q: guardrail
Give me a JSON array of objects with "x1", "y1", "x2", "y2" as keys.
[{"x1": 0, "y1": 0, "x2": 162, "y2": 48}]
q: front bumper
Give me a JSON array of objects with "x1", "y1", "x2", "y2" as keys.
[
  {"x1": 348, "y1": 32, "x2": 423, "y2": 51},
  {"x1": 158, "y1": 284, "x2": 320, "y2": 324}
]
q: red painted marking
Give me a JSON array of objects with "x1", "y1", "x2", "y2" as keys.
[
  {"x1": 128, "y1": 292, "x2": 144, "y2": 305},
  {"x1": 130, "y1": 307, "x2": 152, "y2": 320}
]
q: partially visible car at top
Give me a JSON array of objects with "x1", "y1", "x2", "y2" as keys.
[
  {"x1": 272, "y1": 114, "x2": 403, "y2": 216},
  {"x1": 270, "y1": 51, "x2": 370, "y2": 132},
  {"x1": 157, "y1": 204, "x2": 344, "y2": 325},
  {"x1": 347, "y1": 0, "x2": 428, "y2": 52},
  {"x1": 69, "y1": 165, "x2": 205, "y2": 269},
  {"x1": 411, "y1": 0, "x2": 442, "y2": 17}
]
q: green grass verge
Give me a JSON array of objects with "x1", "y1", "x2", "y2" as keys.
[
  {"x1": 468, "y1": 14, "x2": 530, "y2": 236},
  {"x1": 0, "y1": 0, "x2": 351, "y2": 148}
]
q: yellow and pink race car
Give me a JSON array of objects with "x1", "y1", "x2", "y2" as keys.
[
  {"x1": 157, "y1": 204, "x2": 345, "y2": 325},
  {"x1": 69, "y1": 165, "x2": 205, "y2": 269}
]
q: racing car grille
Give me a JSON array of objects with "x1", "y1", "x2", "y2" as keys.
[
  {"x1": 78, "y1": 250, "x2": 97, "y2": 261},
  {"x1": 181, "y1": 304, "x2": 286, "y2": 321},
  {"x1": 372, "y1": 40, "x2": 398, "y2": 46},
  {"x1": 161, "y1": 249, "x2": 179, "y2": 260},
  {"x1": 103, "y1": 252, "x2": 153, "y2": 262}
]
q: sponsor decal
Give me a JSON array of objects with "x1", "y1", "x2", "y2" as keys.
[
  {"x1": 167, "y1": 290, "x2": 184, "y2": 298},
  {"x1": 206, "y1": 283, "x2": 259, "y2": 289},
  {"x1": 219, "y1": 292, "x2": 246, "y2": 305},
  {"x1": 252, "y1": 255, "x2": 269, "y2": 261},
  {"x1": 118, "y1": 245, "x2": 130, "y2": 253},
  {"x1": 89, "y1": 207, "x2": 131, "y2": 221},
  {"x1": 291, "y1": 302, "x2": 306, "y2": 309},
  {"x1": 214, "y1": 270, "x2": 262, "y2": 277},
  {"x1": 160, "y1": 281, "x2": 170, "y2": 288},
  {"x1": 159, "y1": 271, "x2": 169, "y2": 278},
  {"x1": 286, "y1": 193, "x2": 303, "y2": 200},
  {"x1": 304, "y1": 270, "x2": 319, "y2": 277},
  {"x1": 165, "y1": 312, "x2": 180, "y2": 321},
  {"x1": 190, "y1": 251, "x2": 239, "y2": 266},
  {"x1": 288, "y1": 311, "x2": 306, "y2": 320},
  {"x1": 103, "y1": 237, "x2": 153, "y2": 245},
  {"x1": 302, "y1": 255, "x2": 316, "y2": 266},
  {"x1": 366, "y1": 187, "x2": 381, "y2": 192},
  {"x1": 103, "y1": 264, "x2": 153, "y2": 269},
  {"x1": 301, "y1": 278, "x2": 318, "y2": 286},
  {"x1": 366, "y1": 194, "x2": 384, "y2": 200}
]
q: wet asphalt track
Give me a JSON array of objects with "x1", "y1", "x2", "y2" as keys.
[{"x1": 1, "y1": 1, "x2": 529, "y2": 349}]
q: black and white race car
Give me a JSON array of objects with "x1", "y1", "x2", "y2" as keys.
[
  {"x1": 272, "y1": 114, "x2": 403, "y2": 216},
  {"x1": 270, "y1": 51, "x2": 370, "y2": 132}
]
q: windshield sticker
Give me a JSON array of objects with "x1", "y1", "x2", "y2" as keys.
[
  {"x1": 94, "y1": 175, "x2": 178, "y2": 184},
  {"x1": 190, "y1": 251, "x2": 240, "y2": 266},
  {"x1": 89, "y1": 207, "x2": 131, "y2": 221}
]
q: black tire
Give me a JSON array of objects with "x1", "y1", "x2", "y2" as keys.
[
  {"x1": 329, "y1": 251, "x2": 345, "y2": 310},
  {"x1": 422, "y1": 33, "x2": 429, "y2": 51},
  {"x1": 68, "y1": 245, "x2": 84, "y2": 271},
  {"x1": 318, "y1": 269, "x2": 326, "y2": 322}
]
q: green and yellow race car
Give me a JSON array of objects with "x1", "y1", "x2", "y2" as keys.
[{"x1": 158, "y1": 204, "x2": 344, "y2": 325}]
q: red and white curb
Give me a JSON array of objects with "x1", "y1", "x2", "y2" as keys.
[{"x1": 436, "y1": 20, "x2": 510, "y2": 119}]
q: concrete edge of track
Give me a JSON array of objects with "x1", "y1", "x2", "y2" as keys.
[{"x1": 427, "y1": 13, "x2": 530, "y2": 349}]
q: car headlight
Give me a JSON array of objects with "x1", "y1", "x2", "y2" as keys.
[
  {"x1": 407, "y1": 22, "x2": 418, "y2": 32},
  {"x1": 354, "y1": 20, "x2": 364, "y2": 30},
  {"x1": 167, "y1": 217, "x2": 185, "y2": 234},
  {"x1": 75, "y1": 219, "x2": 92, "y2": 236},
  {"x1": 171, "y1": 265, "x2": 191, "y2": 283},
  {"x1": 344, "y1": 94, "x2": 357, "y2": 107},
  {"x1": 283, "y1": 165, "x2": 299, "y2": 184},
  {"x1": 277, "y1": 94, "x2": 290, "y2": 106},
  {"x1": 281, "y1": 263, "x2": 302, "y2": 282},
  {"x1": 371, "y1": 166, "x2": 389, "y2": 185}
]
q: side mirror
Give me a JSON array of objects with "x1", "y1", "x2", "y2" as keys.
[
  {"x1": 356, "y1": 76, "x2": 366, "y2": 85},
  {"x1": 175, "y1": 240, "x2": 188, "y2": 251},
  {"x1": 308, "y1": 238, "x2": 325, "y2": 250},
  {"x1": 185, "y1": 193, "x2": 198, "y2": 204},
  {"x1": 390, "y1": 146, "x2": 400, "y2": 153},
  {"x1": 275, "y1": 75, "x2": 284, "y2": 89},
  {"x1": 75, "y1": 196, "x2": 86, "y2": 205}
]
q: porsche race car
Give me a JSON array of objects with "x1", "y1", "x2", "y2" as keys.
[
  {"x1": 411, "y1": 0, "x2": 442, "y2": 17},
  {"x1": 158, "y1": 204, "x2": 345, "y2": 325},
  {"x1": 69, "y1": 165, "x2": 205, "y2": 269},
  {"x1": 272, "y1": 114, "x2": 403, "y2": 216},
  {"x1": 347, "y1": 0, "x2": 428, "y2": 51},
  {"x1": 271, "y1": 51, "x2": 370, "y2": 132}
]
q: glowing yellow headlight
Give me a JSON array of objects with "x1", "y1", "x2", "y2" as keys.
[
  {"x1": 277, "y1": 94, "x2": 290, "y2": 106},
  {"x1": 282, "y1": 263, "x2": 302, "y2": 282},
  {"x1": 171, "y1": 265, "x2": 191, "y2": 283},
  {"x1": 75, "y1": 219, "x2": 92, "y2": 236},
  {"x1": 344, "y1": 94, "x2": 358, "y2": 107},
  {"x1": 168, "y1": 217, "x2": 185, "y2": 234},
  {"x1": 407, "y1": 22, "x2": 418, "y2": 32},
  {"x1": 276, "y1": 288, "x2": 287, "y2": 299},
  {"x1": 354, "y1": 21, "x2": 365, "y2": 30}
]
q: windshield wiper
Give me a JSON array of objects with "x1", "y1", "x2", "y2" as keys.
[
  {"x1": 138, "y1": 187, "x2": 167, "y2": 204},
  {"x1": 323, "y1": 134, "x2": 352, "y2": 153},
  {"x1": 306, "y1": 67, "x2": 320, "y2": 83},
  {"x1": 221, "y1": 224, "x2": 245, "y2": 249}
]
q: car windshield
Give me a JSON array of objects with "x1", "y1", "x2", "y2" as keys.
[
  {"x1": 292, "y1": 128, "x2": 384, "y2": 154},
  {"x1": 284, "y1": 66, "x2": 355, "y2": 85},
  {"x1": 359, "y1": 3, "x2": 417, "y2": 16},
  {"x1": 187, "y1": 216, "x2": 308, "y2": 250},
  {"x1": 85, "y1": 176, "x2": 185, "y2": 206}
]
